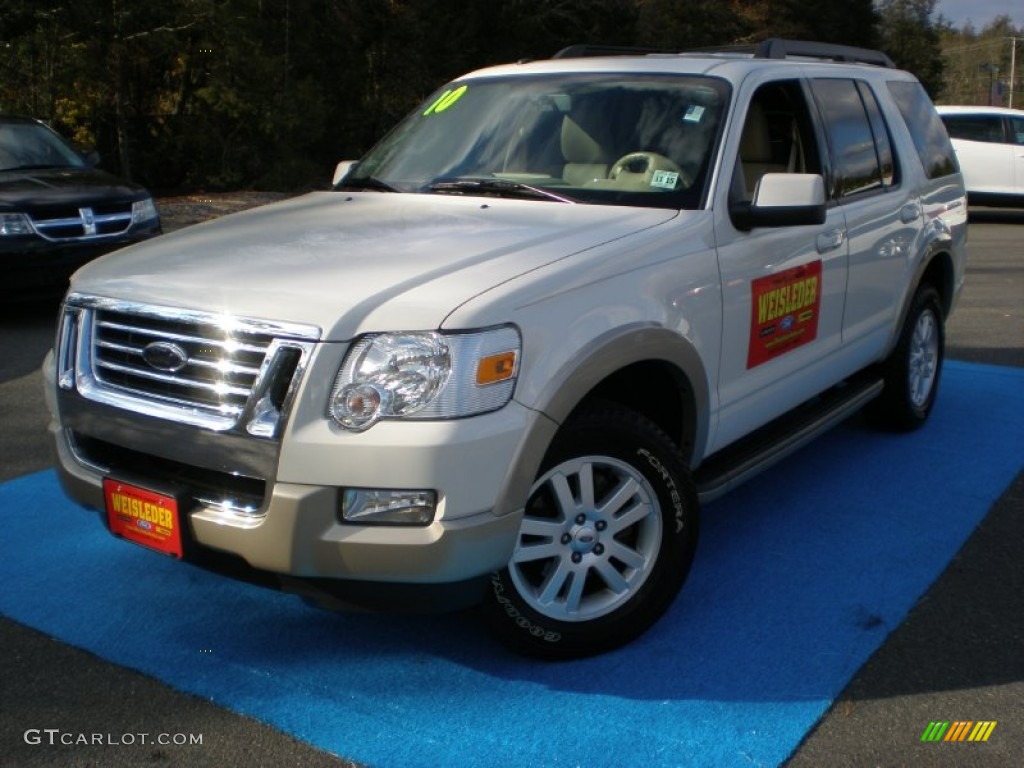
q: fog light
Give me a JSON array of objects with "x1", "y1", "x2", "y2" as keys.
[{"x1": 341, "y1": 489, "x2": 436, "y2": 525}]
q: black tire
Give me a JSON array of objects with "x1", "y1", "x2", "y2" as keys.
[
  {"x1": 866, "y1": 283, "x2": 945, "y2": 431},
  {"x1": 480, "y1": 404, "x2": 699, "y2": 660}
]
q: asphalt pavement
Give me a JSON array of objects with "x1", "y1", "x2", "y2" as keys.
[{"x1": 0, "y1": 207, "x2": 1020, "y2": 767}]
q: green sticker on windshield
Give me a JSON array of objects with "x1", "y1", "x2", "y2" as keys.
[{"x1": 423, "y1": 85, "x2": 468, "y2": 116}]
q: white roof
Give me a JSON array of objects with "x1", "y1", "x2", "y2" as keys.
[{"x1": 936, "y1": 105, "x2": 1024, "y2": 117}]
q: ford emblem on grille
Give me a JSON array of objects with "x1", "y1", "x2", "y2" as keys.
[{"x1": 142, "y1": 341, "x2": 189, "y2": 373}]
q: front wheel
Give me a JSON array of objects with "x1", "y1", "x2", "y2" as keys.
[
  {"x1": 867, "y1": 283, "x2": 945, "y2": 430},
  {"x1": 480, "y1": 405, "x2": 698, "y2": 659}
]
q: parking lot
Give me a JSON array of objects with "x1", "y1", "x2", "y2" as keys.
[{"x1": 1, "y1": 206, "x2": 1021, "y2": 767}]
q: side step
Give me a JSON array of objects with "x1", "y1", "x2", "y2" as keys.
[{"x1": 694, "y1": 372, "x2": 884, "y2": 504}]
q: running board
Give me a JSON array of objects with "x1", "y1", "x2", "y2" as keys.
[{"x1": 694, "y1": 373, "x2": 884, "y2": 504}]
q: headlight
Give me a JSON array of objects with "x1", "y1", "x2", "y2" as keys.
[
  {"x1": 329, "y1": 326, "x2": 520, "y2": 431},
  {"x1": 131, "y1": 197, "x2": 159, "y2": 225},
  {"x1": 0, "y1": 213, "x2": 33, "y2": 236}
]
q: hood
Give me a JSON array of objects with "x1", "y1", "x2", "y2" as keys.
[
  {"x1": 0, "y1": 166, "x2": 150, "y2": 210},
  {"x1": 71, "y1": 192, "x2": 678, "y2": 340}
]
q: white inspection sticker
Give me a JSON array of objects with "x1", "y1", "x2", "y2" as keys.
[
  {"x1": 683, "y1": 105, "x2": 705, "y2": 123},
  {"x1": 651, "y1": 170, "x2": 679, "y2": 190}
]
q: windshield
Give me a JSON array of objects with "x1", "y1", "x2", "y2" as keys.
[
  {"x1": 0, "y1": 121, "x2": 88, "y2": 172},
  {"x1": 342, "y1": 73, "x2": 730, "y2": 209}
]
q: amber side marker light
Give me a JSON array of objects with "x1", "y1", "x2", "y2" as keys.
[{"x1": 477, "y1": 351, "x2": 517, "y2": 385}]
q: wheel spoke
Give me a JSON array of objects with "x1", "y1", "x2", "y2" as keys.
[
  {"x1": 593, "y1": 559, "x2": 630, "y2": 594},
  {"x1": 512, "y1": 540, "x2": 563, "y2": 564},
  {"x1": 605, "y1": 540, "x2": 646, "y2": 571},
  {"x1": 563, "y1": 570, "x2": 587, "y2": 615},
  {"x1": 537, "y1": 559, "x2": 573, "y2": 606},
  {"x1": 596, "y1": 476, "x2": 639, "y2": 519},
  {"x1": 549, "y1": 471, "x2": 578, "y2": 516},
  {"x1": 517, "y1": 516, "x2": 565, "y2": 539},
  {"x1": 577, "y1": 461, "x2": 595, "y2": 510},
  {"x1": 608, "y1": 499, "x2": 652, "y2": 535}
]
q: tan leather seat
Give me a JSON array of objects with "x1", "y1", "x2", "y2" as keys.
[
  {"x1": 561, "y1": 116, "x2": 608, "y2": 186},
  {"x1": 739, "y1": 102, "x2": 789, "y2": 197}
]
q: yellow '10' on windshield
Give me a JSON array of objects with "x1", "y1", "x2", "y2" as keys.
[{"x1": 423, "y1": 85, "x2": 468, "y2": 116}]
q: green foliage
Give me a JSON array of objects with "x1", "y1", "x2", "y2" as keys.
[
  {"x1": 877, "y1": 0, "x2": 946, "y2": 98},
  {"x1": 939, "y1": 16, "x2": 1023, "y2": 106},
  {"x1": 0, "y1": 0, "x2": 993, "y2": 191}
]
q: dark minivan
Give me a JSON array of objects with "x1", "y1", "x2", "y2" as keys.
[{"x1": 1, "y1": 115, "x2": 161, "y2": 299}]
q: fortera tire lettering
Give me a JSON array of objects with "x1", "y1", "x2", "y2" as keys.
[
  {"x1": 490, "y1": 575, "x2": 561, "y2": 643},
  {"x1": 637, "y1": 448, "x2": 686, "y2": 532}
]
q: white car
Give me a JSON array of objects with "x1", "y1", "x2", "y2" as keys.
[
  {"x1": 937, "y1": 105, "x2": 1024, "y2": 206},
  {"x1": 46, "y1": 40, "x2": 967, "y2": 659}
]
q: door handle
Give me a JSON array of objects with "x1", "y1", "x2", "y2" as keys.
[
  {"x1": 900, "y1": 203, "x2": 921, "y2": 224},
  {"x1": 816, "y1": 228, "x2": 845, "y2": 253}
]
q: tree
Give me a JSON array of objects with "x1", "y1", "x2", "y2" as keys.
[
  {"x1": 940, "y1": 16, "x2": 1023, "y2": 106},
  {"x1": 739, "y1": 0, "x2": 880, "y2": 48},
  {"x1": 877, "y1": 0, "x2": 946, "y2": 97}
]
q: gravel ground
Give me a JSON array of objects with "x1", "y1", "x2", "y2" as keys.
[{"x1": 156, "y1": 191, "x2": 297, "y2": 232}]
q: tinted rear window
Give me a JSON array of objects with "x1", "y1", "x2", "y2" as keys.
[
  {"x1": 941, "y1": 114, "x2": 1006, "y2": 143},
  {"x1": 886, "y1": 81, "x2": 957, "y2": 179}
]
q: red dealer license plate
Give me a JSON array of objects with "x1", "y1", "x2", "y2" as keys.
[{"x1": 104, "y1": 478, "x2": 183, "y2": 558}]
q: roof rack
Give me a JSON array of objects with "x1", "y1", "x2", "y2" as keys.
[
  {"x1": 753, "y1": 38, "x2": 895, "y2": 68},
  {"x1": 552, "y1": 44, "x2": 674, "y2": 59},
  {"x1": 551, "y1": 38, "x2": 895, "y2": 68}
]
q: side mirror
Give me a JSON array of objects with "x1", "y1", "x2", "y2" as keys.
[
  {"x1": 83, "y1": 150, "x2": 102, "y2": 168},
  {"x1": 730, "y1": 173, "x2": 827, "y2": 231},
  {"x1": 332, "y1": 160, "x2": 356, "y2": 186}
]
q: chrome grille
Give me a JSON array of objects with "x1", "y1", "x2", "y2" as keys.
[
  {"x1": 92, "y1": 309, "x2": 271, "y2": 416},
  {"x1": 31, "y1": 203, "x2": 134, "y2": 241},
  {"x1": 60, "y1": 295, "x2": 320, "y2": 436}
]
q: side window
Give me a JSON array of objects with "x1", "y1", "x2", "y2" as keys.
[
  {"x1": 941, "y1": 115, "x2": 1007, "y2": 143},
  {"x1": 886, "y1": 80, "x2": 957, "y2": 180},
  {"x1": 810, "y1": 78, "x2": 887, "y2": 199},
  {"x1": 1009, "y1": 117, "x2": 1024, "y2": 146},
  {"x1": 733, "y1": 80, "x2": 822, "y2": 200},
  {"x1": 857, "y1": 82, "x2": 896, "y2": 187}
]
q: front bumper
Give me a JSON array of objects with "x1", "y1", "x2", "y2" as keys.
[{"x1": 45, "y1": 349, "x2": 551, "y2": 610}]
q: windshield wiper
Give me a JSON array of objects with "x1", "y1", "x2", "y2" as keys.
[
  {"x1": 336, "y1": 176, "x2": 399, "y2": 193},
  {"x1": 428, "y1": 178, "x2": 576, "y2": 204}
]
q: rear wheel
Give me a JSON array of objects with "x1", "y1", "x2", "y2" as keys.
[
  {"x1": 867, "y1": 283, "x2": 945, "y2": 430},
  {"x1": 481, "y1": 404, "x2": 698, "y2": 659}
]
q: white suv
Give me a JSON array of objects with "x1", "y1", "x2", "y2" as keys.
[
  {"x1": 937, "y1": 105, "x2": 1024, "y2": 206},
  {"x1": 45, "y1": 39, "x2": 967, "y2": 659}
]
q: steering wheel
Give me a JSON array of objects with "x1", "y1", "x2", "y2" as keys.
[{"x1": 609, "y1": 152, "x2": 687, "y2": 190}]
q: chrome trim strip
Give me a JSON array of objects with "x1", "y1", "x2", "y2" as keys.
[
  {"x1": 95, "y1": 338, "x2": 263, "y2": 377},
  {"x1": 96, "y1": 319, "x2": 269, "y2": 353},
  {"x1": 93, "y1": 358, "x2": 253, "y2": 399},
  {"x1": 68, "y1": 293, "x2": 321, "y2": 341},
  {"x1": 184, "y1": 357, "x2": 261, "y2": 376}
]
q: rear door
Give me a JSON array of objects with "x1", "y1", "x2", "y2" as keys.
[{"x1": 808, "y1": 78, "x2": 922, "y2": 355}]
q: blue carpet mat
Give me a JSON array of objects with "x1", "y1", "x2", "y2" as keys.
[{"x1": 2, "y1": 361, "x2": 1022, "y2": 768}]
